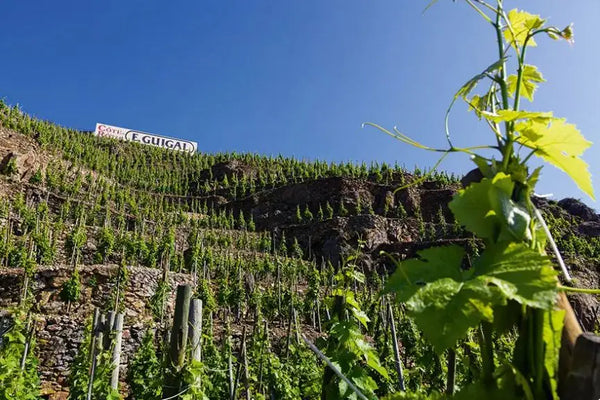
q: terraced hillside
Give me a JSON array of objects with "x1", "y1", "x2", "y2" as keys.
[{"x1": 1, "y1": 101, "x2": 599, "y2": 399}]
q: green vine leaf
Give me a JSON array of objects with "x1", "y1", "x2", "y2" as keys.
[
  {"x1": 468, "y1": 90, "x2": 494, "y2": 119},
  {"x1": 514, "y1": 118, "x2": 595, "y2": 199},
  {"x1": 507, "y1": 64, "x2": 545, "y2": 101},
  {"x1": 482, "y1": 109, "x2": 553, "y2": 124},
  {"x1": 407, "y1": 277, "x2": 502, "y2": 353},
  {"x1": 385, "y1": 242, "x2": 558, "y2": 353},
  {"x1": 543, "y1": 309, "x2": 565, "y2": 398},
  {"x1": 383, "y1": 245, "x2": 466, "y2": 302},
  {"x1": 449, "y1": 173, "x2": 532, "y2": 242},
  {"x1": 453, "y1": 363, "x2": 533, "y2": 400},
  {"x1": 504, "y1": 9, "x2": 545, "y2": 50},
  {"x1": 473, "y1": 242, "x2": 558, "y2": 309}
]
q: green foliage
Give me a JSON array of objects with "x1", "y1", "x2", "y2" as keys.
[
  {"x1": 237, "y1": 210, "x2": 247, "y2": 230},
  {"x1": 196, "y1": 278, "x2": 216, "y2": 312},
  {"x1": 317, "y1": 204, "x2": 325, "y2": 221},
  {"x1": 507, "y1": 64, "x2": 544, "y2": 102},
  {"x1": 96, "y1": 226, "x2": 115, "y2": 263},
  {"x1": 248, "y1": 214, "x2": 256, "y2": 231},
  {"x1": 33, "y1": 230, "x2": 56, "y2": 265},
  {"x1": 29, "y1": 168, "x2": 43, "y2": 184},
  {"x1": 0, "y1": 310, "x2": 40, "y2": 400},
  {"x1": 513, "y1": 117, "x2": 593, "y2": 199},
  {"x1": 0, "y1": 5, "x2": 593, "y2": 399},
  {"x1": 303, "y1": 205, "x2": 314, "y2": 221},
  {"x1": 60, "y1": 269, "x2": 81, "y2": 303},
  {"x1": 321, "y1": 262, "x2": 388, "y2": 399},
  {"x1": 179, "y1": 360, "x2": 210, "y2": 400},
  {"x1": 149, "y1": 279, "x2": 171, "y2": 320},
  {"x1": 372, "y1": 2, "x2": 587, "y2": 399},
  {"x1": 326, "y1": 201, "x2": 334, "y2": 219},
  {"x1": 200, "y1": 335, "x2": 229, "y2": 399},
  {"x1": 291, "y1": 238, "x2": 303, "y2": 259},
  {"x1": 355, "y1": 195, "x2": 363, "y2": 215},
  {"x1": 67, "y1": 318, "x2": 95, "y2": 400},
  {"x1": 339, "y1": 199, "x2": 348, "y2": 217},
  {"x1": 385, "y1": 243, "x2": 556, "y2": 352},
  {"x1": 66, "y1": 226, "x2": 87, "y2": 259},
  {"x1": 383, "y1": 392, "x2": 445, "y2": 400},
  {"x1": 1, "y1": 156, "x2": 18, "y2": 176},
  {"x1": 67, "y1": 318, "x2": 121, "y2": 400},
  {"x1": 127, "y1": 330, "x2": 162, "y2": 400}
]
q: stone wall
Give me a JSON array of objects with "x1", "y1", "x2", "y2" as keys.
[{"x1": 0, "y1": 264, "x2": 193, "y2": 398}]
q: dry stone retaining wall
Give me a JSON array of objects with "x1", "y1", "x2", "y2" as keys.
[{"x1": 0, "y1": 264, "x2": 193, "y2": 398}]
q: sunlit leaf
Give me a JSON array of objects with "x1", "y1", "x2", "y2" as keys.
[
  {"x1": 383, "y1": 245, "x2": 466, "y2": 302},
  {"x1": 468, "y1": 90, "x2": 494, "y2": 119},
  {"x1": 504, "y1": 9, "x2": 545, "y2": 50},
  {"x1": 482, "y1": 109, "x2": 553, "y2": 124},
  {"x1": 449, "y1": 173, "x2": 532, "y2": 241},
  {"x1": 544, "y1": 309, "x2": 565, "y2": 398},
  {"x1": 407, "y1": 277, "x2": 502, "y2": 352},
  {"x1": 507, "y1": 64, "x2": 545, "y2": 101},
  {"x1": 473, "y1": 242, "x2": 558, "y2": 309},
  {"x1": 515, "y1": 118, "x2": 594, "y2": 199}
]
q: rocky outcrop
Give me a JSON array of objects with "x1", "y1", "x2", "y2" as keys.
[
  {"x1": 579, "y1": 221, "x2": 600, "y2": 238},
  {"x1": 559, "y1": 198, "x2": 599, "y2": 222},
  {"x1": 0, "y1": 127, "x2": 47, "y2": 182}
]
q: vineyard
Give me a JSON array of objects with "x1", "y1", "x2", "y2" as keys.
[{"x1": 1, "y1": 1, "x2": 600, "y2": 400}]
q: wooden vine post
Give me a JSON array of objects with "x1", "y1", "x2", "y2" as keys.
[
  {"x1": 164, "y1": 284, "x2": 192, "y2": 398},
  {"x1": 162, "y1": 284, "x2": 206, "y2": 398},
  {"x1": 556, "y1": 292, "x2": 600, "y2": 400},
  {"x1": 169, "y1": 284, "x2": 192, "y2": 367},
  {"x1": 86, "y1": 309, "x2": 101, "y2": 400},
  {"x1": 387, "y1": 302, "x2": 405, "y2": 392},
  {"x1": 86, "y1": 307, "x2": 124, "y2": 399},
  {"x1": 110, "y1": 313, "x2": 124, "y2": 390},
  {"x1": 189, "y1": 298, "x2": 203, "y2": 362}
]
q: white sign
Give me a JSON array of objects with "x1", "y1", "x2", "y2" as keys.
[{"x1": 94, "y1": 123, "x2": 198, "y2": 153}]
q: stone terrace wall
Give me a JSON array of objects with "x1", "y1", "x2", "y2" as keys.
[{"x1": 0, "y1": 264, "x2": 193, "y2": 398}]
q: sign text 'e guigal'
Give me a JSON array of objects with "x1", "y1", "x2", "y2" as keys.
[{"x1": 93, "y1": 123, "x2": 198, "y2": 153}]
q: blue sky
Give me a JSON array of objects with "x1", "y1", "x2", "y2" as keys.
[{"x1": 1, "y1": 1, "x2": 599, "y2": 207}]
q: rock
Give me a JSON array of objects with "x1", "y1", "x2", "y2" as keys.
[
  {"x1": 558, "y1": 198, "x2": 599, "y2": 222},
  {"x1": 579, "y1": 221, "x2": 600, "y2": 237},
  {"x1": 49, "y1": 391, "x2": 69, "y2": 400},
  {"x1": 569, "y1": 293, "x2": 600, "y2": 332},
  {"x1": 460, "y1": 168, "x2": 483, "y2": 188}
]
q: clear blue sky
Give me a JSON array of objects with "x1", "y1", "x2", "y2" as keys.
[{"x1": 1, "y1": 1, "x2": 598, "y2": 207}]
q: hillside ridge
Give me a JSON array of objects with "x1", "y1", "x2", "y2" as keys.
[{"x1": 0, "y1": 102, "x2": 599, "y2": 399}]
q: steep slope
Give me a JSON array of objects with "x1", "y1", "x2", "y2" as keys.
[{"x1": 0, "y1": 101, "x2": 599, "y2": 398}]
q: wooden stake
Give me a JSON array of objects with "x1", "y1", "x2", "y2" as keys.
[
  {"x1": 243, "y1": 327, "x2": 250, "y2": 400},
  {"x1": 163, "y1": 285, "x2": 192, "y2": 398},
  {"x1": 103, "y1": 311, "x2": 116, "y2": 350},
  {"x1": 285, "y1": 305, "x2": 294, "y2": 359},
  {"x1": 189, "y1": 299, "x2": 203, "y2": 362},
  {"x1": 169, "y1": 284, "x2": 192, "y2": 368},
  {"x1": 446, "y1": 348, "x2": 456, "y2": 396},
  {"x1": 110, "y1": 313, "x2": 124, "y2": 390},
  {"x1": 87, "y1": 309, "x2": 101, "y2": 400},
  {"x1": 316, "y1": 298, "x2": 322, "y2": 333},
  {"x1": 20, "y1": 317, "x2": 34, "y2": 371},
  {"x1": 228, "y1": 332, "x2": 234, "y2": 400},
  {"x1": 387, "y1": 302, "x2": 406, "y2": 391},
  {"x1": 232, "y1": 326, "x2": 247, "y2": 400}
]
